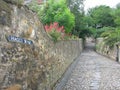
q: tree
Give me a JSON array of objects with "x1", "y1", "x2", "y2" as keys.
[
  {"x1": 66, "y1": 0, "x2": 87, "y2": 38},
  {"x1": 101, "y1": 28, "x2": 120, "y2": 48},
  {"x1": 116, "y1": 3, "x2": 120, "y2": 9},
  {"x1": 87, "y1": 5, "x2": 115, "y2": 28},
  {"x1": 85, "y1": 5, "x2": 116, "y2": 38},
  {"x1": 30, "y1": 0, "x2": 75, "y2": 33},
  {"x1": 66, "y1": 0, "x2": 84, "y2": 13},
  {"x1": 100, "y1": 3, "x2": 120, "y2": 47},
  {"x1": 114, "y1": 5, "x2": 120, "y2": 27}
]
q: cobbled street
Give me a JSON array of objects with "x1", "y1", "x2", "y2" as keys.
[{"x1": 56, "y1": 39, "x2": 120, "y2": 90}]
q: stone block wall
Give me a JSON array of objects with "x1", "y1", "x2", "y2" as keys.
[
  {"x1": 0, "y1": 1, "x2": 83, "y2": 90},
  {"x1": 96, "y1": 38, "x2": 117, "y2": 60}
]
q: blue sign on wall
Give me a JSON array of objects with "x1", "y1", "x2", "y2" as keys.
[{"x1": 7, "y1": 35, "x2": 33, "y2": 45}]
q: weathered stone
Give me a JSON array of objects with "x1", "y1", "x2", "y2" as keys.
[
  {"x1": 0, "y1": 1, "x2": 83, "y2": 90},
  {"x1": 4, "y1": 0, "x2": 24, "y2": 6},
  {"x1": 0, "y1": 0, "x2": 12, "y2": 26},
  {"x1": 96, "y1": 38, "x2": 117, "y2": 60},
  {"x1": 5, "y1": 84, "x2": 22, "y2": 90},
  {"x1": 62, "y1": 40, "x2": 120, "y2": 90}
]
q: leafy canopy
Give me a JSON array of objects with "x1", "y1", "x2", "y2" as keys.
[
  {"x1": 101, "y1": 28, "x2": 120, "y2": 48},
  {"x1": 87, "y1": 5, "x2": 115, "y2": 28},
  {"x1": 100, "y1": 4, "x2": 120, "y2": 47},
  {"x1": 66, "y1": 0, "x2": 87, "y2": 38},
  {"x1": 39, "y1": 0, "x2": 75, "y2": 33}
]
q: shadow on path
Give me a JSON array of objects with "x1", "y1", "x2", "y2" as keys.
[{"x1": 84, "y1": 38, "x2": 95, "y2": 51}]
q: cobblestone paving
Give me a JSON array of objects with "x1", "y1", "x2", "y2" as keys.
[{"x1": 62, "y1": 41, "x2": 120, "y2": 90}]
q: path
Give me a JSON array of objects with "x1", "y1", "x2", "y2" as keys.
[{"x1": 55, "y1": 39, "x2": 120, "y2": 90}]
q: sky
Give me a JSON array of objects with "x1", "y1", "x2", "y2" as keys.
[{"x1": 84, "y1": 0, "x2": 120, "y2": 12}]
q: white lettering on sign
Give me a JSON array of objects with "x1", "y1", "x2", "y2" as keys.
[{"x1": 7, "y1": 35, "x2": 33, "y2": 45}]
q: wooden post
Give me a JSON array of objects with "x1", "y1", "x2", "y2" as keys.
[
  {"x1": 118, "y1": 45, "x2": 119, "y2": 62},
  {"x1": 116, "y1": 44, "x2": 119, "y2": 62}
]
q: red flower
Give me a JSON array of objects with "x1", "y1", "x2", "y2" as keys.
[
  {"x1": 38, "y1": 0, "x2": 42, "y2": 4},
  {"x1": 44, "y1": 25, "x2": 49, "y2": 31},
  {"x1": 44, "y1": 22, "x2": 66, "y2": 39},
  {"x1": 53, "y1": 22, "x2": 58, "y2": 27}
]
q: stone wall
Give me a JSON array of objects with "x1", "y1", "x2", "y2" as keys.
[
  {"x1": 96, "y1": 38, "x2": 117, "y2": 60},
  {"x1": 0, "y1": 1, "x2": 83, "y2": 90}
]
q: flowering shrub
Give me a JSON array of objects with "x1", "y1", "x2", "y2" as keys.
[{"x1": 44, "y1": 22, "x2": 65, "y2": 42}]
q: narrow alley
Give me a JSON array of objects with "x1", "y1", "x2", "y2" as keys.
[{"x1": 56, "y1": 39, "x2": 120, "y2": 90}]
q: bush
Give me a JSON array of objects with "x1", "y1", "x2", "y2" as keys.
[
  {"x1": 32, "y1": 0, "x2": 75, "y2": 33},
  {"x1": 45, "y1": 22, "x2": 65, "y2": 42},
  {"x1": 101, "y1": 28, "x2": 120, "y2": 48}
]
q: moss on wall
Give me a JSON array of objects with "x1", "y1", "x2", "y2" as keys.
[
  {"x1": 96, "y1": 38, "x2": 116, "y2": 60},
  {"x1": 0, "y1": 0, "x2": 12, "y2": 26},
  {"x1": 4, "y1": 0, "x2": 24, "y2": 6}
]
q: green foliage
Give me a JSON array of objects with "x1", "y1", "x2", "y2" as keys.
[
  {"x1": 66, "y1": 0, "x2": 86, "y2": 38},
  {"x1": 97, "y1": 4, "x2": 120, "y2": 47},
  {"x1": 97, "y1": 27, "x2": 115, "y2": 38},
  {"x1": 49, "y1": 29, "x2": 61, "y2": 43},
  {"x1": 88, "y1": 26, "x2": 115, "y2": 39},
  {"x1": 84, "y1": 16, "x2": 94, "y2": 27},
  {"x1": 116, "y1": 3, "x2": 120, "y2": 9},
  {"x1": 34, "y1": 0, "x2": 75, "y2": 33},
  {"x1": 85, "y1": 5, "x2": 117, "y2": 39},
  {"x1": 101, "y1": 28, "x2": 120, "y2": 48},
  {"x1": 88, "y1": 4, "x2": 120, "y2": 48},
  {"x1": 66, "y1": 0, "x2": 84, "y2": 12},
  {"x1": 54, "y1": 8, "x2": 75, "y2": 33},
  {"x1": 87, "y1": 5, "x2": 115, "y2": 28},
  {"x1": 89, "y1": 27, "x2": 97, "y2": 38},
  {"x1": 44, "y1": 22, "x2": 79, "y2": 42},
  {"x1": 114, "y1": 7, "x2": 120, "y2": 26},
  {"x1": 44, "y1": 22, "x2": 65, "y2": 42}
]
